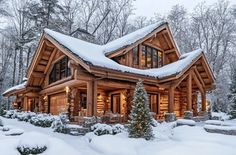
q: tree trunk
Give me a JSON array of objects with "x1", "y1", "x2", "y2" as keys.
[{"x1": 12, "y1": 48, "x2": 17, "y2": 86}]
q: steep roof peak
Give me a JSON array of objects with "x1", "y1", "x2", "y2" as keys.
[{"x1": 44, "y1": 20, "x2": 167, "y2": 55}]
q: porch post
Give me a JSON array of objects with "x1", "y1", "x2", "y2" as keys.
[
  {"x1": 93, "y1": 81, "x2": 97, "y2": 116},
  {"x1": 87, "y1": 81, "x2": 92, "y2": 116},
  {"x1": 165, "y1": 86, "x2": 176, "y2": 122},
  {"x1": 201, "y1": 90, "x2": 206, "y2": 111},
  {"x1": 168, "y1": 86, "x2": 174, "y2": 113},
  {"x1": 187, "y1": 73, "x2": 192, "y2": 111},
  {"x1": 86, "y1": 80, "x2": 97, "y2": 116}
]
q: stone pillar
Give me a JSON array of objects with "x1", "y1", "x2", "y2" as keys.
[
  {"x1": 165, "y1": 113, "x2": 176, "y2": 122},
  {"x1": 184, "y1": 111, "x2": 193, "y2": 119}
]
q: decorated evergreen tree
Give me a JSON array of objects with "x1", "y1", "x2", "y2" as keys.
[
  {"x1": 128, "y1": 80, "x2": 154, "y2": 140},
  {"x1": 229, "y1": 68, "x2": 236, "y2": 119}
]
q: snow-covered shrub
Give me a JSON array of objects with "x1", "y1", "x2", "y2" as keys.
[
  {"x1": 30, "y1": 113, "x2": 55, "y2": 127},
  {"x1": 211, "y1": 112, "x2": 230, "y2": 121},
  {"x1": 0, "y1": 107, "x2": 6, "y2": 116},
  {"x1": 151, "y1": 118, "x2": 160, "y2": 127},
  {"x1": 91, "y1": 123, "x2": 126, "y2": 136},
  {"x1": 0, "y1": 118, "x2": 3, "y2": 126},
  {"x1": 2, "y1": 126, "x2": 10, "y2": 131},
  {"x1": 84, "y1": 116, "x2": 97, "y2": 128},
  {"x1": 51, "y1": 113, "x2": 70, "y2": 134},
  {"x1": 4, "y1": 110, "x2": 16, "y2": 118},
  {"x1": 153, "y1": 122, "x2": 175, "y2": 140},
  {"x1": 17, "y1": 112, "x2": 36, "y2": 122},
  {"x1": 17, "y1": 132, "x2": 48, "y2": 155},
  {"x1": 112, "y1": 124, "x2": 126, "y2": 134},
  {"x1": 91, "y1": 123, "x2": 113, "y2": 136}
]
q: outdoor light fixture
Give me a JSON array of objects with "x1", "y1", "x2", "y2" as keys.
[
  {"x1": 43, "y1": 95, "x2": 47, "y2": 100},
  {"x1": 65, "y1": 86, "x2": 70, "y2": 93}
]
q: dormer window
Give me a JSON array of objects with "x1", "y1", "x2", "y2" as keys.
[
  {"x1": 49, "y1": 56, "x2": 71, "y2": 84},
  {"x1": 141, "y1": 45, "x2": 163, "y2": 68}
]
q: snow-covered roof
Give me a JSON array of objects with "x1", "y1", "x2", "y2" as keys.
[
  {"x1": 3, "y1": 81, "x2": 27, "y2": 96},
  {"x1": 103, "y1": 21, "x2": 167, "y2": 55},
  {"x1": 44, "y1": 27, "x2": 203, "y2": 79},
  {"x1": 3, "y1": 23, "x2": 205, "y2": 96}
]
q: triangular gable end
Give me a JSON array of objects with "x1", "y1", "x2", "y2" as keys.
[
  {"x1": 159, "y1": 52, "x2": 215, "y2": 91},
  {"x1": 26, "y1": 34, "x2": 91, "y2": 88},
  {"x1": 105, "y1": 23, "x2": 181, "y2": 63}
]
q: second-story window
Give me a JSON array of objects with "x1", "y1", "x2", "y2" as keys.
[
  {"x1": 49, "y1": 56, "x2": 71, "y2": 84},
  {"x1": 141, "y1": 45, "x2": 163, "y2": 68},
  {"x1": 132, "y1": 46, "x2": 139, "y2": 65}
]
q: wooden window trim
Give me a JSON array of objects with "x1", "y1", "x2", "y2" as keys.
[
  {"x1": 49, "y1": 56, "x2": 71, "y2": 84},
  {"x1": 141, "y1": 44, "x2": 163, "y2": 69}
]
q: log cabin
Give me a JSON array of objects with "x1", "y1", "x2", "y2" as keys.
[{"x1": 3, "y1": 21, "x2": 215, "y2": 122}]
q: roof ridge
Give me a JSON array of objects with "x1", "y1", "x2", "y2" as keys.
[{"x1": 44, "y1": 20, "x2": 167, "y2": 54}]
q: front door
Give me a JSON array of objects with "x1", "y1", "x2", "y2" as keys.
[
  {"x1": 111, "y1": 93, "x2": 121, "y2": 113},
  {"x1": 148, "y1": 93, "x2": 159, "y2": 114}
]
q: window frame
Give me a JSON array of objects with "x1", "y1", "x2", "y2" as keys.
[
  {"x1": 49, "y1": 56, "x2": 71, "y2": 84},
  {"x1": 141, "y1": 45, "x2": 163, "y2": 68},
  {"x1": 132, "y1": 45, "x2": 139, "y2": 65}
]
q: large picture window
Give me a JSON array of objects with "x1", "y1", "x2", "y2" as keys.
[
  {"x1": 49, "y1": 56, "x2": 71, "y2": 84},
  {"x1": 141, "y1": 45, "x2": 163, "y2": 68}
]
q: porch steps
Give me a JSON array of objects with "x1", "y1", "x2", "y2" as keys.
[
  {"x1": 67, "y1": 123, "x2": 90, "y2": 136},
  {"x1": 193, "y1": 111, "x2": 209, "y2": 122}
]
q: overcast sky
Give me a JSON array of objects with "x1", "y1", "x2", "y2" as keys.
[{"x1": 133, "y1": 0, "x2": 236, "y2": 17}]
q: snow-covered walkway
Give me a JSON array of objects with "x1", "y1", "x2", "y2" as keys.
[{"x1": 1, "y1": 117, "x2": 236, "y2": 155}]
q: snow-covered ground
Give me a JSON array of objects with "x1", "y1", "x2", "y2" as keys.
[{"x1": 1, "y1": 116, "x2": 236, "y2": 155}]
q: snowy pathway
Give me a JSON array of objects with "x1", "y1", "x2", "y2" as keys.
[{"x1": 1, "y1": 117, "x2": 236, "y2": 155}]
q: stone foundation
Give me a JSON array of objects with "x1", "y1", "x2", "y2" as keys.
[
  {"x1": 164, "y1": 113, "x2": 176, "y2": 122},
  {"x1": 184, "y1": 111, "x2": 193, "y2": 119}
]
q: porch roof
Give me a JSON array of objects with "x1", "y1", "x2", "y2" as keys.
[{"x1": 3, "y1": 81, "x2": 27, "y2": 96}]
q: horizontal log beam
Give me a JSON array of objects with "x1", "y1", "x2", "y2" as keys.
[
  {"x1": 40, "y1": 79, "x2": 84, "y2": 94},
  {"x1": 32, "y1": 71, "x2": 46, "y2": 78}
]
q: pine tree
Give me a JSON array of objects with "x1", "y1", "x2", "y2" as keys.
[
  {"x1": 229, "y1": 68, "x2": 236, "y2": 119},
  {"x1": 128, "y1": 80, "x2": 154, "y2": 140}
]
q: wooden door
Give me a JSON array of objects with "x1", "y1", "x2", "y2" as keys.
[
  {"x1": 49, "y1": 93, "x2": 67, "y2": 115},
  {"x1": 148, "y1": 94, "x2": 159, "y2": 114},
  {"x1": 111, "y1": 94, "x2": 121, "y2": 113}
]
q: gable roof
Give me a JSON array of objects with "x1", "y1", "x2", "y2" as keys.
[
  {"x1": 44, "y1": 28, "x2": 204, "y2": 79},
  {"x1": 103, "y1": 21, "x2": 167, "y2": 55},
  {"x1": 3, "y1": 21, "x2": 215, "y2": 96}
]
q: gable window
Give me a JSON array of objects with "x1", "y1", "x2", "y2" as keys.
[
  {"x1": 141, "y1": 45, "x2": 163, "y2": 68},
  {"x1": 132, "y1": 46, "x2": 139, "y2": 65},
  {"x1": 158, "y1": 51, "x2": 163, "y2": 67},
  {"x1": 49, "y1": 56, "x2": 71, "y2": 84}
]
